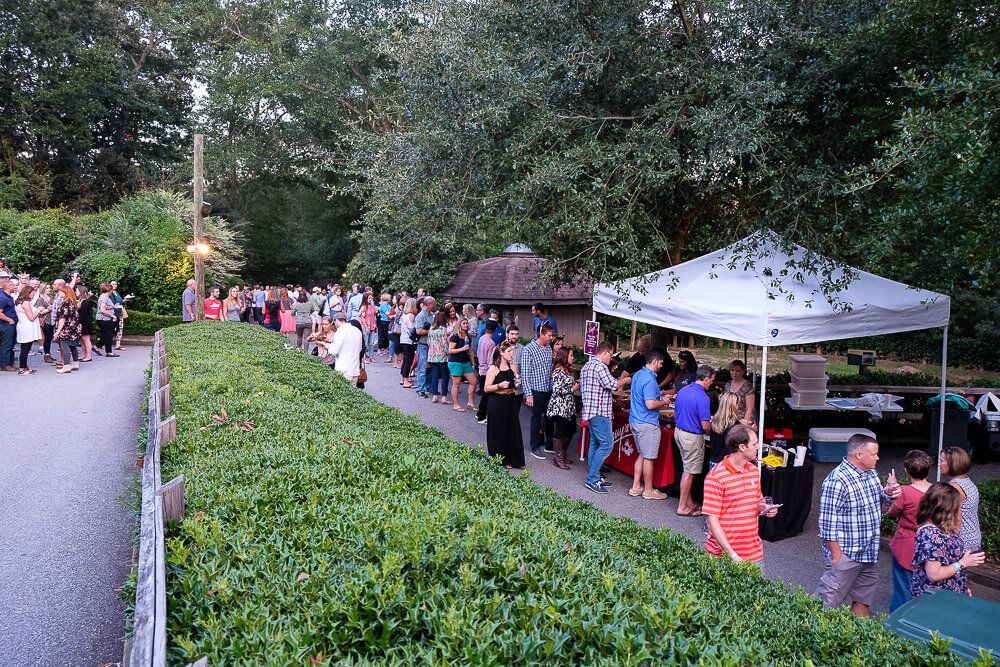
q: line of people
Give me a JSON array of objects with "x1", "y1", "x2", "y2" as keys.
[
  {"x1": 178, "y1": 278, "x2": 990, "y2": 616},
  {"x1": 0, "y1": 270, "x2": 130, "y2": 376}
]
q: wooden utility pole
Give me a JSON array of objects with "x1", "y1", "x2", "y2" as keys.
[{"x1": 193, "y1": 134, "x2": 205, "y2": 321}]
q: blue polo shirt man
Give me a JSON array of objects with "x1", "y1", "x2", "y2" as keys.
[{"x1": 673, "y1": 365, "x2": 715, "y2": 516}]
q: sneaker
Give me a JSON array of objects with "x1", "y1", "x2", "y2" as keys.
[
  {"x1": 476, "y1": 417, "x2": 487, "y2": 424},
  {"x1": 529, "y1": 449, "x2": 546, "y2": 460},
  {"x1": 542, "y1": 446, "x2": 555, "y2": 454},
  {"x1": 584, "y1": 481, "x2": 608, "y2": 494},
  {"x1": 106, "y1": 353, "x2": 120, "y2": 358},
  {"x1": 599, "y1": 477, "x2": 614, "y2": 488},
  {"x1": 417, "y1": 391, "x2": 428, "y2": 398},
  {"x1": 642, "y1": 490, "x2": 668, "y2": 500}
]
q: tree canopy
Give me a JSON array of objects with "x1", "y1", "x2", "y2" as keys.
[{"x1": 2, "y1": 0, "x2": 997, "y2": 364}]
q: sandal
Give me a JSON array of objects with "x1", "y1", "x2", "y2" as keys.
[
  {"x1": 453, "y1": 406, "x2": 466, "y2": 412},
  {"x1": 440, "y1": 399, "x2": 451, "y2": 405},
  {"x1": 676, "y1": 508, "x2": 703, "y2": 517},
  {"x1": 467, "y1": 404, "x2": 476, "y2": 411}
]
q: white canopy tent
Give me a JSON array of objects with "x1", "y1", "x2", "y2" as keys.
[{"x1": 592, "y1": 232, "x2": 952, "y2": 475}]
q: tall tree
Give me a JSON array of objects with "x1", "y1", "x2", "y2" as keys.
[{"x1": 0, "y1": 0, "x2": 203, "y2": 209}]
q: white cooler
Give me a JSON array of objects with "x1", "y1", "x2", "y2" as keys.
[{"x1": 808, "y1": 427, "x2": 876, "y2": 463}]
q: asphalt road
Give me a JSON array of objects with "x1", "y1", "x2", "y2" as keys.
[
  {"x1": 0, "y1": 347, "x2": 147, "y2": 666},
  {"x1": 362, "y1": 356, "x2": 1000, "y2": 614}
]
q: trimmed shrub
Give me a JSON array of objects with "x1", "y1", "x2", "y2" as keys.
[
  {"x1": 125, "y1": 310, "x2": 183, "y2": 336},
  {"x1": 160, "y1": 324, "x2": 977, "y2": 666}
]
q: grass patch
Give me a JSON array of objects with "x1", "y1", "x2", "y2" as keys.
[{"x1": 160, "y1": 323, "x2": 980, "y2": 666}]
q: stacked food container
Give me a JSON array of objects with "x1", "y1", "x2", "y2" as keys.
[{"x1": 788, "y1": 354, "x2": 829, "y2": 408}]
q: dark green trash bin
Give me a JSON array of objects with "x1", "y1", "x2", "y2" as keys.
[{"x1": 883, "y1": 589, "x2": 1000, "y2": 661}]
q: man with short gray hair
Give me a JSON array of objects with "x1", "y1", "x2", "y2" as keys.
[
  {"x1": 815, "y1": 433, "x2": 901, "y2": 617},
  {"x1": 182, "y1": 279, "x2": 196, "y2": 322},
  {"x1": 672, "y1": 365, "x2": 716, "y2": 516}
]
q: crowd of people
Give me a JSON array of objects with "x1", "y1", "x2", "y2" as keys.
[
  {"x1": 177, "y1": 279, "x2": 988, "y2": 615},
  {"x1": 0, "y1": 268, "x2": 130, "y2": 376}
]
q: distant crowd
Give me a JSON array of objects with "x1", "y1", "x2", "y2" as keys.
[{"x1": 0, "y1": 267, "x2": 131, "y2": 376}]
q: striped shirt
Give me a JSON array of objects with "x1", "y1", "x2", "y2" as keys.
[
  {"x1": 580, "y1": 357, "x2": 616, "y2": 421},
  {"x1": 519, "y1": 340, "x2": 552, "y2": 399},
  {"x1": 702, "y1": 456, "x2": 764, "y2": 562},
  {"x1": 818, "y1": 458, "x2": 889, "y2": 563}
]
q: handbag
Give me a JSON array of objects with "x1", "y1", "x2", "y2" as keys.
[{"x1": 358, "y1": 367, "x2": 368, "y2": 383}]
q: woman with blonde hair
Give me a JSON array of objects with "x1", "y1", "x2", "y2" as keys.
[
  {"x1": 399, "y1": 297, "x2": 418, "y2": 388},
  {"x1": 910, "y1": 483, "x2": 985, "y2": 598},
  {"x1": 223, "y1": 287, "x2": 242, "y2": 322},
  {"x1": 708, "y1": 393, "x2": 743, "y2": 469},
  {"x1": 53, "y1": 286, "x2": 82, "y2": 373}
]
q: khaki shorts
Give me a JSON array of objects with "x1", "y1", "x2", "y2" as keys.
[
  {"x1": 814, "y1": 555, "x2": 878, "y2": 609},
  {"x1": 674, "y1": 429, "x2": 705, "y2": 475},
  {"x1": 630, "y1": 422, "x2": 661, "y2": 459}
]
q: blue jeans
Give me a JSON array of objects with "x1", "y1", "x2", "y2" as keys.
[
  {"x1": 0, "y1": 321, "x2": 15, "y2": 367},
  {"x1": 365, "y1": 330, "x2": 378, "y2": 358},
  {"x1": 427, "y1": 362, "x2": 449, "y2": 397},
  {"x1": 586, "y1": 416, "x2": 613, "y2": 485},
  {"x1": 890, "y1": 554, "x2": 913, "y2": 612},
  {"x1": 415, "y1": 343, "x2": 429, "y2": 392}
]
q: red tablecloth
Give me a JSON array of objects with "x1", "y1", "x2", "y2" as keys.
[{"x1": 578, "y1": 409, "x2": 676, "y2": 489}]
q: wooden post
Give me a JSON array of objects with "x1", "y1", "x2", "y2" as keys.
[
  {"x1": 193, "y1": 133, "x2": 205, "y2": 322},
  {"x1": 158, "y1": 366, "x2": 169, "y2": 387},
  {"x1": 629, "y1": 320, "x2": 637, "y2": 350},
  {"x1": 157, "y1": 475, "x2": 185, "y2": 522},
  {"x1": 158, "y1": 384, "x2": 170, "y2": 415},
  {"x1": 158, "y1": 415, "x2": 177, "y2": 447}
]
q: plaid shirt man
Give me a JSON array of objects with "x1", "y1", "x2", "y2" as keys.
[
  {"x1": 580, "y1": 357, "x2": 616, "y2": 421},
  {"x1": 818, "y1": 458, "x2": 889, "y2": 563},
  {"x1": 519, "y1": 340, "x2": 552, "y2": 399}
]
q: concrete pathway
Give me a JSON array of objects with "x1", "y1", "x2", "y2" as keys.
[
  {"x1": 362, "y1": 357, "x2": 1000, "y2": 614},
  {"x1": 0, "y1": 347, "x2": 147, "y2": 666}
]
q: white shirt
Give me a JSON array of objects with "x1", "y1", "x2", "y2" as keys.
[{"x1": 329, "y1": 323, "x2": 363, "y2": 379}]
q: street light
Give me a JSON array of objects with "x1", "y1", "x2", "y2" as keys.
[{"x1": 186, "y1": 242, "x2": 212, "y2": 255}]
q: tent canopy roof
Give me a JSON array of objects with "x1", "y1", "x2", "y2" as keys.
[{"x1": 593, "y1": 232, "x2": 950, "y2": 346}]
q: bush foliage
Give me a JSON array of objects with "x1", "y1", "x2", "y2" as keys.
[
  {"x1": 0, "y1": 190, "x2": 244, "y2": 315},
  {"x1": 125, "y1": 311, "x2": 183, "y2": 337},
  {"x1": 158, "y1": 323, "x2": 985, "y2": 666}
]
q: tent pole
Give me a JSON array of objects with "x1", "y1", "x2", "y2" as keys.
[
  {"x1": 937, "y1": 326, "x2": 949, "y2": 482},
  {"x1": 757, "y1": 346, "x2": 768, "y2": 464}
]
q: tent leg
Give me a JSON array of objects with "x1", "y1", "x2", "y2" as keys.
[
  {"x1": 757, "y1": 346, "x2": 768, "y2": 464},
  {"x1": 937, "y1": 326, "x2": 949, "y2": 481}
]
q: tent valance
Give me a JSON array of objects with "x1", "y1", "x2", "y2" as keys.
[{"x1": 592, "y1": 233, "x2": 950, "y2": 347}]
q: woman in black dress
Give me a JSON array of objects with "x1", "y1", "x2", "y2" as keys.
[
  {"x1": 75, "y1": 286, "x2": 95, "y2": 362},
  {"x1": 484, "y1": 341, "x2": 525, "y2": 469}
]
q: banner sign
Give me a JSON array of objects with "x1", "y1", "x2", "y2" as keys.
[{"x1": 584, "y1": 320, "x2": 600, "y2": 356}]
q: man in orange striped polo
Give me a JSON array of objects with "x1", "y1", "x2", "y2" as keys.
[{"x1": 702, "y1": 424, "x2": 778, "y2": 563}]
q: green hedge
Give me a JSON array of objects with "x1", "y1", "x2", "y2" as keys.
[
  {"x1": 126, "y1": 310, "x2": 183, "y2": 336},
  {"x1": 159, "y1": 323, "x2": 982, "y2": 666}
]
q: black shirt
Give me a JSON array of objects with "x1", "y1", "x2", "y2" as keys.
[{"x1": 624, "y1": 348, "x2": 675, "y2": 385}]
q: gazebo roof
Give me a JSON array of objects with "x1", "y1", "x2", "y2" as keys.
[{"x1": 441, "y1": 248, "x2": 593, "y2": 306}]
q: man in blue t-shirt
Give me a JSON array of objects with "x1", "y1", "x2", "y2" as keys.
[
  {"x1": 531, "y1": 302, "x2": 558, "y2": 337},
  {"x1": 673, "y1": 365, "x2": 716, "y2": 516},
  {"x1": 346, "y1": 286, "x2": 364, "y2": 321},
  {"x1": 628, "y1": 350, "x2": 669, "y2": 500},
  {"x1": 477, "y1": 310, "x2": 506, "y2": 344}
]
